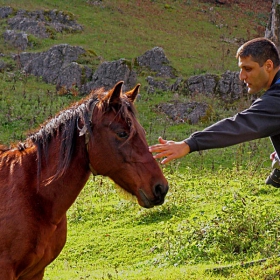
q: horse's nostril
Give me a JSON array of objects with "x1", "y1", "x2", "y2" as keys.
[{"x1": 153, "y1": 184, "x2": 168, "y2": 198}]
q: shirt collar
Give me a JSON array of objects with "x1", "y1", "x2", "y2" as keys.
[{"x1": 271, "y1": 70, "x2": 280, "y2": 86}]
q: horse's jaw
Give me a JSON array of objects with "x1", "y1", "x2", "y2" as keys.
[
  {"x1": 114, "y1": 184, "x2": 155, "y2": 208},
  {"x1": 138, "y1": 189, "x2": 155, "y2": 208},
  {"x1": 114, "y1": 183, "x2": 138, "y2": 203}
]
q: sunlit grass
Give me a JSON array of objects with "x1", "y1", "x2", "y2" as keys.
[{"x1": 44, "y1": 166, "x2": 280, "y2": 279}]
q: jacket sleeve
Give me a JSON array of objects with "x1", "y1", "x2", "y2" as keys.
[{"x1": 184, "y1": 89, "x2": 280, "y2": 153}]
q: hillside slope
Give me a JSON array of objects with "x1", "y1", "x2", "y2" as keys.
[{"x1": 1, "y1": 0, "x2": 271, "y2": 76}]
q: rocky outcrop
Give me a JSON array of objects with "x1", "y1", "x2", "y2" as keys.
[
  {"x1": 145, "y1": 70, "x2": 247, "y2": 103},
  {"x1": 7, "y1": 9, "x2": 83, "y2": 39},
  {"x1": 81, "y1": 58, "x2": 137, "y2": 93},
  {"x1": 0, "y1": 6, "x2": 13, "y2": 18},
  {"x1": 145, "y1": 76, "x2": 170, "y2": 93},
  {"x1": 2, "y1": 7, "x2": 83, "y2": 50},
  {"x1": 137, "y1": 47, "x2": 176, "y2": 78},
  {"x1": 16, "y1": 44, "x2": 137, "y2": 93},
  {"x1": 0, "y1": 6, "x2": 249, "y2": 99},
  {"x1": 157, "y1": 101, "x2": 212, "y2": 124},
  {"x1": 174, "y1": 71, "x2": 247, "y2": 102},
  {"x1": 217, "y1": 70, "x2": 246, "y2": 101},
  {"x1": 3, "y1": 30, "x2": 28, "y2": 50},
  {"x1": 17, "y1": 44, "x2": 86, "y2": 87},
  {"x1": 153, "y1": 70, "x2": 246, "y2": 123},
  {"x1": 13, "y1": 40, "x2": 247, "y2": 100},
  {"x1": 183, "y1": 73, "x2": 218, "y2": 96}
]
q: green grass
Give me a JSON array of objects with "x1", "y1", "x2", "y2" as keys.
[
  {"x1": 43, "y1": 166, "x2": 280, "y2": 279},
  {"x1": 0, "y1": 72, "x2": 79, "y2": 144}
]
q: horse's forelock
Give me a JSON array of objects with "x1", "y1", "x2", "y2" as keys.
[
  {"x1": 117, "y1": 96, "x2": 142, "y2": 143},
  {"x1": 93, "y1": 92, "x2": 139, "y2": 143}
]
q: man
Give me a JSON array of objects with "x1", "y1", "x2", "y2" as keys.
[{"x1": 149, "y1": 37, "x2": 280, "y2": 187}]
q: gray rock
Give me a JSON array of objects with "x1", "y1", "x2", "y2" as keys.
[
  {"x1": 137, "y1": 47, "x2": 176, "y2": 78},
  {"x1": 17, "y1": 44, "x2": 86, "y2": 87},
  {"x1": 217, "y1": 70, "x2": 246, "y2": 102},
  {"x1": 158, "y1": 101, "x2": 211, "y2": 124},
  {"x1": 7, "y1": 9, "x2": 83, "y2": 39},
  {"x1": 81, "y1": 58, "x2": 137, "y2": 94},
  {"x1": 56, "y1": 62, "x2": 82, "y2": 89},
  {"x1": 15, "y1": 44, "x2": 137, "y2": 94},
  {"x1": 146, "y1": 76, "x2": 170, "y2": 93},
  {"x1": 3, "y1": 30, "x2": 28, "y2": 50},
  {"x1": 0, "y1": 60, "x2": 6, "y2": 72},
  {"x1": 0, "y1": 6, "x2": 13, "y2": 18},
  {"x1": 173, "y1": 71, "x2": 247, "y2": 102},
  {"x1": 187, "y1": 73, "x2": 218, "y2": 96}
]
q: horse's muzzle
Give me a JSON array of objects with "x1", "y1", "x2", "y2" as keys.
[{"x1": 139, "y1": 184, "x2": 169, "y2": 208}]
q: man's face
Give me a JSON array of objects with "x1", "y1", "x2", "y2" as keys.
[{"x1": 238, "y1": 55, "x2": 270, "y2": 94}]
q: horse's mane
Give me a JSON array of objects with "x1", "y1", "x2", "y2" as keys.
[
  {"x1": 0, "y1": 145, "x2": 9, "y2": 154},
  {"x1": 27, "y1": 87, "x2": 138, "y2": 185}
]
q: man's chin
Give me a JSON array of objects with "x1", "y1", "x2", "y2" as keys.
[{"x1": 247, "y1": 87, "x2": 258, "y2": 94}]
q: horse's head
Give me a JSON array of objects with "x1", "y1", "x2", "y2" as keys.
[{"x1": 85, "y1": 82, "x2": 168, "y2": 208}]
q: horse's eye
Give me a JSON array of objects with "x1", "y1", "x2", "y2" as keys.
[{"x1": 117, "y1": 131, "x2": 129, "y2": 139}]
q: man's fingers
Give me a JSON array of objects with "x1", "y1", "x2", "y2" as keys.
[
  {"x1": 153, "y1": 149, "x2": 171, "y2": 159},
  {"x1": 161, "y1": 155, "x2": 174, "y2": 165},
  {"x1": 149, "y1": 145, "x2": 164, "y2": 153},
  {"x1": 158, "y1": 136, "x2": 167, "y2": 144}
]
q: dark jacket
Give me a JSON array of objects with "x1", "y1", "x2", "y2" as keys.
[{"x1": 185, "y1": 70, "x2": 280, "y2": 156}]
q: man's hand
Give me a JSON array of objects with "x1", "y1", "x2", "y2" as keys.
[{"x1": 149, "y1": 136, "x2": 190, "y2": 164}]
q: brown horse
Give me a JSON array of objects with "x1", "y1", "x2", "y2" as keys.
[{"x1": 0, "y1": 81, "x2": 168, "y2": 279}]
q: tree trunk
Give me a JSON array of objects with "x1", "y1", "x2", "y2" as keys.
[{"x1": 265, "y1": 0, "x2": 280, "y2": 49}]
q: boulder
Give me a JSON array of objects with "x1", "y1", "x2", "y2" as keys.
[
  {"x1": 146, "y1": 76, "x2": 170, "y2": 93},
  {"x1": 15, "y1": 44, "x2": 137, "y2": 93},
  {"x1": 173, "y1": 71, "x2": 247, "y2": 102},
  {"x1": 186, "y1": 73, "x2": 218, "y2": 96},
  {"x1": 17, "y1": 44, "x2": 86, "y2": 87},
  {"x1": 157, "y1": 101, "x2": 212, "y2": 124},
  {"x1": 3, "y1": 30, "x2": 28, "y2": 50},
  {"x1": 81, "y1": 58, "x2": 137, "y2": 94},
  {"x1": 0, "y1": 60, "x2": 6, "y2": 72},
  {"x1": 7, "y1": 9, "x2": 83, "y2": 39},
  {"x1": 217, "y1": 70, "x2": 246, "y2": 101},
  {"x1": 0, "y1": 6, "x2": 13, "y2": 18},
  {"x1": 137, "y1": 47, "x2": 176, "y2": 78}
]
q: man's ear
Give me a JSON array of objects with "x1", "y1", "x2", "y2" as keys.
[{"x1": 264, "y1": 59, "x2": 274, "y2": 72}]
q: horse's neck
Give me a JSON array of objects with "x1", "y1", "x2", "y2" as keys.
[{"x1": 38, "y1": 135, "x2": 91, "y2": 224}]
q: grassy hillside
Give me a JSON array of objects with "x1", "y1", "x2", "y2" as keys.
[
  {"x1": 0, "y1": 1, "x2": 278, "y2": 279},
  {"x1": 1, "y1": 0, "x2": 270, "y2": 75}
]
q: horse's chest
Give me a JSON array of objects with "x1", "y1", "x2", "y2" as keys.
[{"x1": 17, "y1": 217, "x2": 67, "y2": 278}]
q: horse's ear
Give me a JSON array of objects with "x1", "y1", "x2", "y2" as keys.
[
  {"x1": 125, "y1": 84, "x2": 141, "y2": 103},
  {"x1": 108, "y1": 81, "x2": 124, "y2": 105}
]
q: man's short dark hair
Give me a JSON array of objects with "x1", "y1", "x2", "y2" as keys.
[{"x1": 236, "y1": 37, "x2": 280, "y2": 68}]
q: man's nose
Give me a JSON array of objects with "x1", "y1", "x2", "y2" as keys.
[{"x1": 239, "y1": 69, "x2": 246, "y2": 81}]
